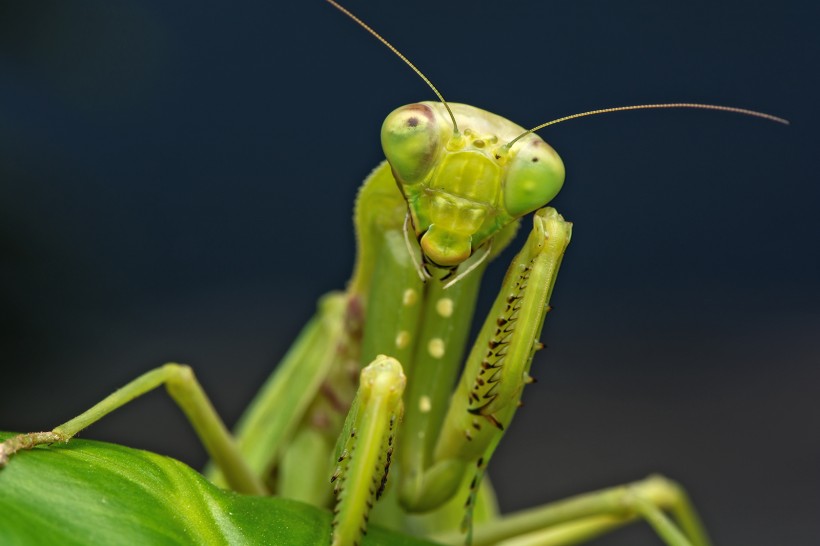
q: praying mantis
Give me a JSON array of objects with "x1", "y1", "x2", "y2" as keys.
[{"x1": 0, "y1": 1, "x2": 791, "y2": 545}]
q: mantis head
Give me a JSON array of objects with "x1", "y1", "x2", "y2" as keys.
[{"x1": 381, "y1": 101, "x2": 565, "y2": 268}]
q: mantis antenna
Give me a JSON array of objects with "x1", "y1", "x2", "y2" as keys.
[
  {"x1": 324, "y1": 0, "x2": 460, "y2": 135},
  {"x1": 504, "y1": 103, "x2": 790, "y2": 150}
]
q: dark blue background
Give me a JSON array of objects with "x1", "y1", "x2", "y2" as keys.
[{"x1": 1, "y1": 1, "x2": 817, "y2": 544}]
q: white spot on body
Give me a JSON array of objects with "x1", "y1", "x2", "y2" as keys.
[
  {"x1": 419, "y1": 395, "x2": 432, "y2": 413},
  {"x1": 403, "y1": 288, "x2": 418, "y2": 306},
  {"x1": 428, "y1": 338, "x2": 445, "y2": 359},
  {"x1": 436, "y1": 297, "x2": 454, "y2": 317},
  {"x1": 395, "y1": 331, "x2": 411, "y2": 349}
]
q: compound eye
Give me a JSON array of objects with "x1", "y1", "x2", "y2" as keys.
[
  {"x1": 503, "y1": 138, "x2": 565, "y2": 217},
  {"x1": 381, "y1": 104, "x2": 441, "y2": 184}
]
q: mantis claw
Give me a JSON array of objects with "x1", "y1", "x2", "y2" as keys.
[{"x1": 331, "y1": 356, "x2": 406, "y2": 546}]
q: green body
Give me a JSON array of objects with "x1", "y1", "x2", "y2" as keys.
[{"x1": 227, "y1": 102, "x2": 574, "y2": 543}]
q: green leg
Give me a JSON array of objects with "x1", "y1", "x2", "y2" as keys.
[
  {"x1": 0, "y1": 363, "x2": 265, "y2": 496},
  {"x1": 207, "y1": 291, "x2": 354, "y2": 490},
  {"x1": 331, "y1": 356, "x2": 407, "y2": 546},
  {"x1": 492, "y1": 515, "x2": 628, "y2": 546},
  {"x1": 432, "y1": 474, "x2": 710, "y2": 546}
]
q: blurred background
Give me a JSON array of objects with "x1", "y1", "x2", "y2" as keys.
[{"x1": 1, "y1": 1, "x2": 817, "y2": 544}]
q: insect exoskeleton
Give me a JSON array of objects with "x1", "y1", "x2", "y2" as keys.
[{"x1": 381, "y1": 101, "x2": 566, "y2": 268}]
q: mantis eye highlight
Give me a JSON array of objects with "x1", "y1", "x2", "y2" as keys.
[
  {"x1": 381, "y1": 104, "x2": 441, "y2": 184},
  {"x1": 503, "y1": 138, "x2": 565, "y2": 217}
]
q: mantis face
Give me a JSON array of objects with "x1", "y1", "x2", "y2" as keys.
[{"x1": 381, "y1": 101, "x2": 565, "y2": 267}]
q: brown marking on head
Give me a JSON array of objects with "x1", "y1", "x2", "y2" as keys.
[{"x1": 403, "y1": 102, "x2": 436, "y2": 122}]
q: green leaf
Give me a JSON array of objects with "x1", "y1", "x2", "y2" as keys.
[{"x1": 0, "y1": 432, "x2": 440, "y2": 546}]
